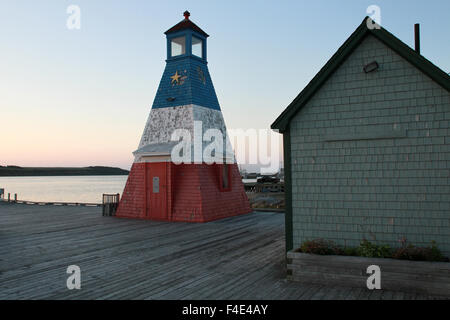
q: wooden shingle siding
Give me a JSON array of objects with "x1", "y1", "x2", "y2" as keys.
[
  {"x1": 289, "y1": 34, "x2": 450, "y2": 256},
  {"x1": 117, "y1": 162, "x2": 251, "y2": 222}
]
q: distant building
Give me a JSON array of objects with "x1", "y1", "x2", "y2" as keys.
[
  {"x1": 117, "y1": 12, "x2": 251, "y2": 222},
  {"x1": 272, "y1": 17, "x2": 450, "y2": 255}
]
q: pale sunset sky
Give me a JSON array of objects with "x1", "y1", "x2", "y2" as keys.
[{"x1": 1, "y1": 0, "x2": 449, "y2": 169}]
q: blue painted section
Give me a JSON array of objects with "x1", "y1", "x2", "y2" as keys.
[
  {"x1": 151, "y1": 23, "x2": 219, "y2": 110},
  {"x1": 151, "y1": 57, "x2": 220, "y2": 110}
]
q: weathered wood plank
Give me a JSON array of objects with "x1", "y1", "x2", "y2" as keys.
[
  {"x1": 287, "y1": 251, "x2": 450, "y2": 297},
  {"x1": 1, "y1": 203, "x2": 444, "y2": 300}
]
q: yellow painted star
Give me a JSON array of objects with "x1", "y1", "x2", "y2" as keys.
[{"x1": 170, "y1": 71, "x2": 181, "y2": 84}]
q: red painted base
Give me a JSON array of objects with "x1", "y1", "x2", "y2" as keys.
[{"x1": 116, "y1": 162, "x2": 252, "y2": 222}]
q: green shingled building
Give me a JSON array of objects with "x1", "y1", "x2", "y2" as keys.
[{"x1": 272, "y1": 17, "x2": 450, "y2": 256}]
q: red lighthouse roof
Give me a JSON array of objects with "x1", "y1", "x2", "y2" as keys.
[{"x1": 165, "y1": 11, "x2": 209, "y2": 37}]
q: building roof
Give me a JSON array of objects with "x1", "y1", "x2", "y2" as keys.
[
  {"x1": 133, "y1": 141, "x2": 236, "y2": 163},
  {"x1": 271, "y1": 17, "x2": 450, "y2": 133},
  {"x1": 165, "y1": 11, "x2": 209, "y2": 38},
  {"x1": 133, "y1": 142, "x2": 178, "y2": 156}
]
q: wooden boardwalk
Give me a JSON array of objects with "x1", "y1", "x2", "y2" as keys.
[{"x1": 0, "y1": 202, "x2": 442, "y2": 300}]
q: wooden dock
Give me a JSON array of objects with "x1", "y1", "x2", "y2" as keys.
[{"x1": 0, "y1": 203, "x2": 444, "y2": 300}]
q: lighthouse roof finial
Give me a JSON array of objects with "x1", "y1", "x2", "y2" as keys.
[{"x1": 165, "y1": 11, "x2": 209, "y2": 37}]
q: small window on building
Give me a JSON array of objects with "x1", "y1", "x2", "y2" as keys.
[
  {"x1": 171, "y1": 36, "x2": 186, "y2": 57},
  {"x1": 219, "y1": 164, "x2": 231, "y2": 191},
  {"x1": 192, "y1": 36, "x2": 203, "y2": 58}
]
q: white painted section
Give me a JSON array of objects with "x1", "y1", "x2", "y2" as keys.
[
  {"x1": 136, "y1": 104, "x2": 235, "y2": 163},
  {"x1": 138, "y1": 105, "x2": 194, "y2": 148}
]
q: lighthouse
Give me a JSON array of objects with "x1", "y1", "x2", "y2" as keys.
[{"x1": 116, "y1": 11, "x2": 252, "y2": 222}]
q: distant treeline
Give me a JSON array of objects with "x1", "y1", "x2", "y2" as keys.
[{"x1": 0, "y1": 166, "x2": 129, "y2": 177}]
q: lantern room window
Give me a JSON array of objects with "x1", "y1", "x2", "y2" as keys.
[
  {"x1": 171, "y1": 36, "x2": 186, "y2": 57},
  {"x1": 192, "y1": 36, "x2": 203, "y2": 58}
]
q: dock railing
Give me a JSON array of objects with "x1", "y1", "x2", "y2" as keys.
[{"x1": 102, "y1": 193, "x2": 120, "y2": 216}]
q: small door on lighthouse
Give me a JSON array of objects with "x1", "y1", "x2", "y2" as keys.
[{"x1": 145, "y1": 162, "x2": 167, "y2": 219}]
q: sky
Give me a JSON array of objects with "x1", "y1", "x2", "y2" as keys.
[{"x1": 1, "y1": 0, "x2": 449, "y2": 170}]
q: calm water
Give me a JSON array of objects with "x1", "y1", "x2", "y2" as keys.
[
  {"x1": 0, "y1": 175, "x2": 128, "y2": 204},
  {"x1": 0, "y1": 176, "x2": 257, "y2": 204}
]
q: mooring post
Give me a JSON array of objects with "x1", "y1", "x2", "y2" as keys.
[
  {"x1": 14, "y1": 194, "x2": 17, "y2": 202},
  {"x1": 102, "y1": 194, "x2": 105, "y2": 216},
  {"x1": 8, "y1": 193, "x2": 10, "y2": 202}
]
